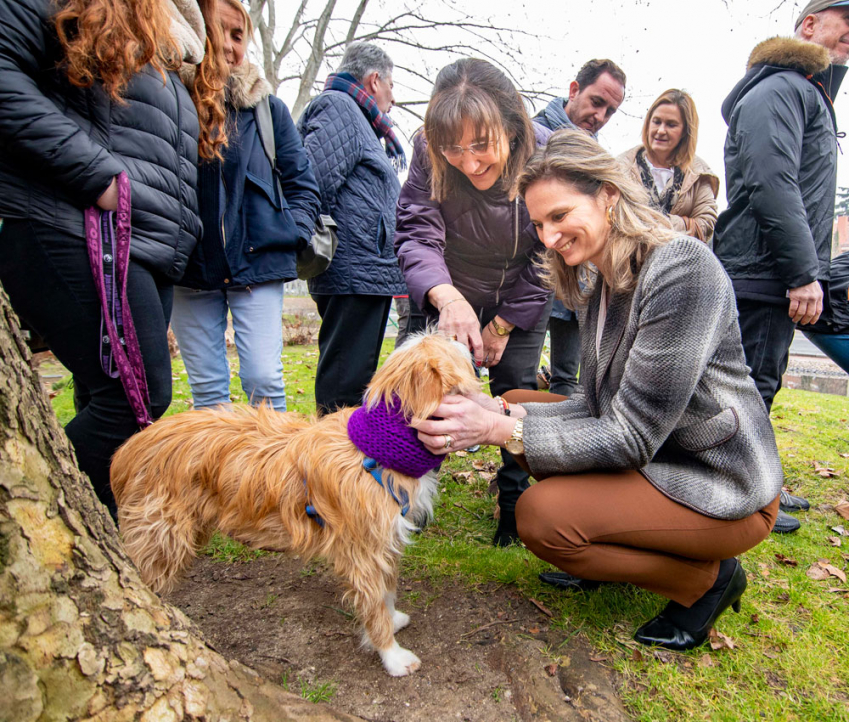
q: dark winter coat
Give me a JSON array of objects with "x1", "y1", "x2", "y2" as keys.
[
  {"x1": 180, "y1": 62, "x2": 320, "y2": 289},
  {"x1": 713, "y1": 37, "x2": 847, "y2": 300},
  {"x1": 0, "y1": 0, "x2": 204, "y2": 281},
  {"x1": 394, "y1": 125, "x2": 553, "y2": 331},
  {"x1": 532, "y1": 110, "x2": 584, "y2": 322},
  {"x1": 296, "y1": 89, "x2": 406, "y2": 296}
]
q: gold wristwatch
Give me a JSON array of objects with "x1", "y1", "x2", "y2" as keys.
[
  {"x1": 505, "y1": 418, "x2": 524, "y2": 455},
  {"x1": 490, "y1": 317, "x2": 511, "y2": 337}
]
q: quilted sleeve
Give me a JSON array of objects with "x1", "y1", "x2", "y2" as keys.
[
  {"x1": 298, "y1": 94, "x2": 363, "y2": 215},
  {"x1": 269, "y1": 95, "x2": 320, "y2": 241},
  {"x1": 0, "y1": 0, "x2": 123, "y2": 206}
]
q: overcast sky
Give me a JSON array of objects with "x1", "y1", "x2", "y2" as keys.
[{"x1": 274, "y1": 0, "x2": 849, "y2": 206}]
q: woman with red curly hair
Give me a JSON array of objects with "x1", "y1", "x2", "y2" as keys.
[{"x1": 0, "y1": 0, "x2": 227, "y2": 517}]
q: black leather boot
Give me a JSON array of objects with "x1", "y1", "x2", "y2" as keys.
[{"x1": 634, "y1": 558, "x2": 746, "y2": 651}]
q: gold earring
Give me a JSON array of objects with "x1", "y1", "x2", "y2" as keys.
[{"x1": 606, "y1": 205, "x2": 616, "y2": 226}]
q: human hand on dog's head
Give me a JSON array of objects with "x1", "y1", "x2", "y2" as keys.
[{"x1": 412, "y1": 394, "x2": 516, "y2": 455}]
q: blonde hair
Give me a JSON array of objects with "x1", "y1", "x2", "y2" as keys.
[
  {"x1": 219, "y1": 0, "x2": 254, "y2": 38},
  {"x1": 641, "y1": 89, "x2": 699, "y2": 170},
  {"x1": 424, "y1": 58, "x2": 536, "y2": 202},
  {"x1": 516, "y1": 130, "x2": 676, "y2": 308}
]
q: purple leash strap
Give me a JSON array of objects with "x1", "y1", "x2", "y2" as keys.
[{"x1": 85, "y1": 172, "x2": 152, "y2": 428}]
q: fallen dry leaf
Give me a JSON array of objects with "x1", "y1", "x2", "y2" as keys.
[
  {"x1": 775, "y1": 553, "x2": 798, "y2": 567},
  {"x1": 750, "y1": 614, "x2": 760, "y2": 624},
  {"x1": 828, "y1": 536, "x2": 843, "y2": 547},
  {"x1": 453, "y1": 450, "x2": 468, "y2": 458},
  {"x1": 819, "y1": 562, "x2": 847, "y2": 584},
  {"x1": 472, "y1": 460, "x2": 486, "y2": 470},
  {"x1": 807, "y1": 560, "x2": 847, "y2": 583},
  {"x1": 630, "y1": 649, "x2": 644, "y2": 662},
  {"x1": 296, "y1": 388, "x2": 305, "y2": 394},
  {"x1": 815, "y1": 464, "x2": 840, "y2": 478},
  {"x1": 698, "y1": 653, "x2": 714, "y2": 668},
  {"x1": 841, "y1": 453, "x2": 849, "y2": 458},
  {"x1": 653, "y1": 649, "x2": 675, "y2": 664},
  {"x1": 477, "y1": 471, "x2": 496, "y2": 483},
  {"x1": 544, "y1": 663, "x2": 558, "y2": 677},
  {"x1": 528, "y1": 626, "x2": 540, "y2": 635},
  {"x1": 589, "y1": 654, "x2": 609, "y2": 663},
  {"x1": 807, "y1": 564, "x2": 832, "y2": 581},
  {"x1": 832, "y1": 525, "x2": 848, "y2": 536},
  {"x1": 708, "y1": 629, "x2": 736, "y2": 651},
  {"x1": 528, "y1": 598, "x2": 553, "y2": 618},
  {"x1": 835, "y1": 500, "x2": 849, "y2": 521},
  {"x1": 451, "y1": 471, "x2": 473, "y2": 483}
]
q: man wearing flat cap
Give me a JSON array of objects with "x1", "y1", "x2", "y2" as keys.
[{"x1": 713, "y1": 0, "x2": 849, "y2": 533}]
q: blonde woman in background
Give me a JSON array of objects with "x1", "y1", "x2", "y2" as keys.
[{"x1": 619, "y1": 89, "x2": 719, "y2": 243}]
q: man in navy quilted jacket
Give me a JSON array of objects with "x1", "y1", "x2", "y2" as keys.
[{"x1": 298, "y1": 42, "x2": 407, "y2": 414}]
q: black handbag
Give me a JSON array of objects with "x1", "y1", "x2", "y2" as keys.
[{"x1": 254, "y1": 97, "x2": 337, "y2": 280}]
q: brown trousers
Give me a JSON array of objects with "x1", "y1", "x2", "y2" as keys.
[{"x1": 505, "y1": 390, "x2": 779, "y2": 606}]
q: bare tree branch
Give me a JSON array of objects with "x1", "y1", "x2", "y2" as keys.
[
  {"x1": 291, "y1": 0, "x2": 339, "y2": 117},
  {"x1": 249, "y1": 0, "x2": 542, "y2": 123}
]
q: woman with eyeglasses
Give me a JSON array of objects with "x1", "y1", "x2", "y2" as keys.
[{"x1": 395, "y1": 58, "x2": 553, "y2": 546}]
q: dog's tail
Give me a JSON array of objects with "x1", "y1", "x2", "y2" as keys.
[{"x1": 111, "y1": 411, "x2": 225, "y2": 592}]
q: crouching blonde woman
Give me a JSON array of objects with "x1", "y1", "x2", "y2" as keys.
[{"x1": 413, "y1": 130, "x2": 782, "y2": 650}]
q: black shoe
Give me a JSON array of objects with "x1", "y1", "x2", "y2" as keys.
[
  {"x1": 493, "y1": 510, "x2": 520, "y2": 547},
  {"x1": 779, "y1": 490, "x2": 810, "y2": 513},
  {"x1": 538, "y1": 571, "x2": 602, "y2": 592},
  {"x1": 633, "y1": 559, "x2": 746, "y2": 651},
  {"x1": 772, "y1": 510, "x2": 801, "y2": 534}
]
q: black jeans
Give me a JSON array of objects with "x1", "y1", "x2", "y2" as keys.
[
  {"x1": 735, "y1": 297, "x2": 796, "y2": 413},
  {"x1": 408, "y1": 295, "x2": 553, "y2": 513},
  {"x1": 312, "y1": 293, "x2": 392, "y2": 415},
  {"x1": 548, "y1": 315, "x2": 581, "y2": 396},
  {"x1": 0, "y1": 218, "x2": 173, "y2": 515}
]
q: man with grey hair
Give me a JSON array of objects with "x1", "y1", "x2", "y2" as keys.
[
  {"x1": 713, "y1": 0, "x2": 849, "y2": 532},
  {"x1": 298, "y1": 42, "x2": 407, "y2": 414}
]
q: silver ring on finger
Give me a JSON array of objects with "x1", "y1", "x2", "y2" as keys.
[{"x1": 443, "y1": 434, "x2": 454, "y2": 450}]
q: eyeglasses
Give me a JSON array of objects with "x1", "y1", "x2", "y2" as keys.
[{"x1": 439, "y1": 140, "x2": 495, "y2": 161}]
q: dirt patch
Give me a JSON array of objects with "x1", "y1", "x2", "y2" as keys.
[{"x1": 165, "y1": 555, "x2": 628, "y2": 721}]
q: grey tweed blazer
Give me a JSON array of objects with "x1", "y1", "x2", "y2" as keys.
[{"x1": 522, "y1": 237, "x2": 783, "y2": 520}]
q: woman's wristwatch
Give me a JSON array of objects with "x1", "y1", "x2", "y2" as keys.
[
  {"x1": 489, "y1": 317, "x2": 511, "y2": 337},
  {"x1": 504, "y1": 418, "x2": 524, "y2": 455}
]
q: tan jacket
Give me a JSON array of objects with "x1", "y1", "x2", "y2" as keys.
[{"x1": 619, "y1": 146, "x2": 720, "y2": 244}]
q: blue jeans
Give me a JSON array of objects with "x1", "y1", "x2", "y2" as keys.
[
  {"x1": 171, "y1": 282, "x2": 287, "y2": 410},
  {"x1": 802, "y1": 331, "x2": 849, "y2": 374}
]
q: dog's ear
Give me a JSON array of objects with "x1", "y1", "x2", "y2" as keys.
[{"x1": 365, "y1": 334, "x2": 480, "y2": 423}]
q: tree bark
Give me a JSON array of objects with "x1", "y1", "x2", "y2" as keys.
[{"x1": 0, "y1": 288, "x2": 360, "y2": 721}]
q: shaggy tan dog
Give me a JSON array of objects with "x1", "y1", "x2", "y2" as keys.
[{"x1": 111, "y1": 333, "x2": 479, "y2": 676}]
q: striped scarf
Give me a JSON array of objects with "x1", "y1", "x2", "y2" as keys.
[{"x1": 324, "y1": 72, "x2": 406, "y2": 171}]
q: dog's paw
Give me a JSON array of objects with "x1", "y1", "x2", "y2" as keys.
[
  {"x1": 392, "y1": 609, "x2": 411, "y2": 633},
  {"x1": 379, "y1": 642, "x2": 421, "y2": 677}
]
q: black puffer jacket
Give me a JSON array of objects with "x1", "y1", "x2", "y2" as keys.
[
  {"x1": 0, "y1": 0, "x2": 203, "y2": 281},
  {"x1": 714, "y1": 37, "x2": 847, "y2": 298}
]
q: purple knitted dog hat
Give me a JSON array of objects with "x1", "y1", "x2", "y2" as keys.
[{"x1": 347, "y1": 396, "x2": 444, "y2": 478}]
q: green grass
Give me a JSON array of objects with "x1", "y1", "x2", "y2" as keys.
[{"x1": 49, "y1": 336, "x2": 849, "y2": 720}]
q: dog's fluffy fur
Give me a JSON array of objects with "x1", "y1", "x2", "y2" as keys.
[{"x1": 111, "y1": 333, "x2": 479, "y2": 676}]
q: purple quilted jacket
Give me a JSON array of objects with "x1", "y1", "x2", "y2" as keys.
[{"x1": 394, "y1": 125, "x2": 552, "y2": 330}]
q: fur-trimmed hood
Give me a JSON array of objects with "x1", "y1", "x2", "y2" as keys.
[
  {"x1": 721, "y1": 36, "x2": 846, "y2": 124},
  {"x1": 227, "y1": 61, "x2": 273, "y2": 110},
  {"x1": 747, "y1": 36, "x2": 830, "y2": 74}
]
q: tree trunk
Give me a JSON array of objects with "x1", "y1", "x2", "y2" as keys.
[{"x1": 0, "y1": 288, "x2": 360, "y2": 721}]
